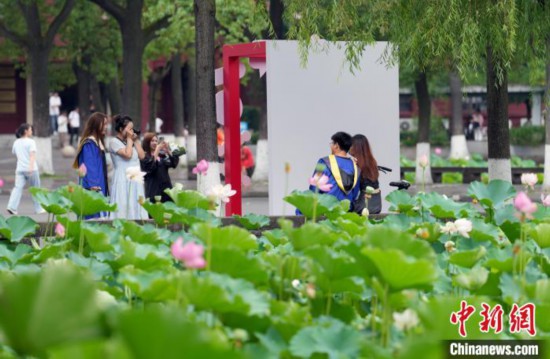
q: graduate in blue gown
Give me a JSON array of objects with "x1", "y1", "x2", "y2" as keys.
[
  {"x1": 73, "y1": 112, "x2": 110, "y2": 219},
  {"x1": 298, "y1": 132, "x2": 361, "y2": 214}
]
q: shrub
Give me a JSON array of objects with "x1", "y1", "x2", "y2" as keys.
[
  {"x1": 509, "y1": 125, "x2": 544, "y2": 146},
  {"x1": 400, "y1": 118, "x2": 450, "y2": 147}
]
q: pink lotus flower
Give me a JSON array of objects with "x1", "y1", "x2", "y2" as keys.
[
  {"x1": 78, "y1": 164, "x2": 87, "y2": 178},
  {"x1": 0, "y1": 178, "x2": 4, "y2": 188},
  {"x1": 192, "y1": 160, "x2": 209, "y2": 175},
  {"x1": 309, "y1": 174, "x2": 333, "y2": 192},
  {"x1": 418, "y1": 154, "x2": 429, "y2": 168},
  {"x1": 434, "y1": 147, "x2": 442, "y2": 155},
  {"x1": 514, "y1": 192, "x2": 537, "y2": 215},
  {"x1": 171, "y1": 238, "x2": 206, "y2": 269},
  {"x1": 541, "y1": 194, "x2": 550, "y2": 207},
  {"x1": 55, "y1": 223, "x2": 65, "y2": 237}
]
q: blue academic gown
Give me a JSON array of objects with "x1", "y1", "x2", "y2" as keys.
[
  {"x1": 296, "y1": 156, "x2": 361, "y2": 214},
  {"x1": 78, "y1": 139, "x2": 109, "y2": 219}
]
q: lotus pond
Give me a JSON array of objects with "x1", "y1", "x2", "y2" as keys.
[{"x1": 0, "y1": 180, "x2": 549, "y2": 358}]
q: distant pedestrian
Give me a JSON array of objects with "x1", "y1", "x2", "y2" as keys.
[
  {"x1": 49, "y1": 92, "x2": 61, "y2": 135},
  {"x1": 109, "y1": 114, "x2": 147, "y2": 220},
  {"x1": 241, "y1": 143, "x2": 255, "y2": 177},
  {"x1": 6, "y1": 124, "x2": 45, "y2": 215},
  {"x1": 69, "y1": 107, "x2": 81, "y2": 147},
  {"x1": 57, "y1": 110, "x2": 69, "y2": 148},
  {"x1": 73, "y1": 113, "x2": 110, "y2": 219}
]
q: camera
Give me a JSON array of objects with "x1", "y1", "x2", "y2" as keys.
[
  {"x1": 133, "y1": 129, "x2": 141, "y2": 136},
  {"x1": 159, "y1": 136, "x2": 164, "y2": 143}
]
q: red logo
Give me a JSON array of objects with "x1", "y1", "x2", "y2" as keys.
[
  {"x1": 509, "y1": 303, "x2": 536, "y2": 336},
  {"x1": 450, "y1": 300, "x2": 476, "y2": 337}
]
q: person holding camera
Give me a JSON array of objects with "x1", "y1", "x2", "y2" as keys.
[
  {"x1": 109, "y1": 114, "x2": 147, "y2": 220},
  {"x1": 140, "y1": 132, "x2": 179, "y2": 203}
]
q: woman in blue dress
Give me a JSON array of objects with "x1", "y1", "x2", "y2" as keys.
[
  {"x1": 109, "y1": 115, "x2": 147, "y2": 220},
  {"x1": 73, "y1": 112, "x2": 110, "y2": 219}
]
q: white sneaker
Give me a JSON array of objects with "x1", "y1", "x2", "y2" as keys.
[{"x1": 6, "y1": 208, "x2": 17, "y2": 215}]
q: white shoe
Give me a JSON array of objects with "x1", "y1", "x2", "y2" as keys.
[{"x1": 6, "y1": 208, "x2": 17, "y2": 215}]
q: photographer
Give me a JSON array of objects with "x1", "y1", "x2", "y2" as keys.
[
  {"x1": 109, "y1": 114, "x2": 147, "y2": 219},
  {"x1": 140, "y1": 133, "x2": 179, "y2": 203}
]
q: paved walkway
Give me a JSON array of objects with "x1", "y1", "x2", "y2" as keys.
[{"x1": 0, "y1": 138, "x2": 541, "y2": 220}]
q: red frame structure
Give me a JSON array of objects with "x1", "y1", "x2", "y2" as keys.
[{"x1": 223, "y1": 41, "x2": 266, "y2": 216}]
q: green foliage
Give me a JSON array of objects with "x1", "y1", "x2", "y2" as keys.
[
  {"x1": 509, "y1": 126, "x2": 545, "y2": 146},
  {"x1": 0, "y1": 216, "x2": 38, "y2": 243},
  {"x1": 0, "y1": 180, "x2": 549, "y2": 357}
]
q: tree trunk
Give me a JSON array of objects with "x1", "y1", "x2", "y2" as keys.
[
  {"x1": 29, "y1": 47, "x2": 51, "y2": 137},
  {"x1": 543, "y1": 37, "x2": 550, "y2": 190},
  {"x1": 172, "y1": 53, "x2": 185, "y2": 137},
  {"x1": 486, "y1": 46, "x2": 511, "y2": 182},
  {"x1": 106, "y1": 76, "x2": 121, "y2": 115},
  {"x1": 194, "y1": 0, "x2": 219, "y2": 194},
  {"x1": 121, "y1": 15, "x2": 145, "y2": 127},
  {"x1": 90, "y1": 76, "x2": 105, "y2": 113},
  {"x1": 449, "y1": 70, "x2": 469, "y2": 159},
  {"x1": 194, "y1": 0, "x2": 217, "y2": 163},
  {"x1": 73, "y1": 61, "x2": 91, "y2": 121},
  {"x1": 414, "y1": 71, "x2": 433, "y2": 184},
  {"x1": 269, "y1": 0, "x2": 285, "y2": 38}
]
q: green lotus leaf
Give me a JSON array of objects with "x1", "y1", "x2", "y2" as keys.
[
  {"x1": 29, "y1": 187, "x2": 72, "y2": 215},
  {"x1": 66, "y1": 252, "x2": 113, "y2": 281},
  {"x1": 531, "y1": 223, "x2": 550, "y2": 249},
  {"x1": 467, "y1": 180, "x2": 516, "y2": 209},
  {"x1": 82, "y1": 223, "x2": 118, "y2": 252},
  {"x1": 191, "y1": 224, "x2": 257, "y2": 251},
  {"x1": 289, "y1": 318, "x2": 363, "y2": 359},
  {"x1": 385, "y1": 190, "x2": 416, "y2": 214},
  {"x1": 120, "y1": 221, "x2": 166, "y2": 245},
  {"x1": 363, "y1": 247, "x2": 437, "y2": 291},
  {"x1": 164, "y1": 189, "x2": 215, "y2": 210},
  {"x1": 233, "y1": 213, "x2": 270, "y2": 230},
  {"x1": 484, "y1": 247, "x2": 514, "y2": 272},
  {"x1": 31, "y1": 240, "x2": 72, "y2": 264},
  {"x1": 210, "y1": 247, "x2": 269, "y2": 285},
  {"x1": 0, "y1": 244, "x2": 33, "y2": 267},
  {"x1": 449, "y1": 246, "x2": 487, "y2": 268},
  {"x1": 116, "y1": 307, "x2": 244, "y2": 359},
  {"x1": 179, "y1": 272, "x2": 270, "y2": 317},
  {"x1": 0, "y1": 262, "x2": 102, "y2": 357},
  {"x1": 284, "y1": 190, "x2": 348, "y2": 219},
  {"x1": 110, "y1": 239, "x2": 172, "y2": 271},
  {"x1": 453, "y1": 266, "x2": 489, "y2": 291},
  {"x1": 0, "y1": 216, "x2": 39, "y2": 243},
  {"x1": 365, "y1": 227, "x2": 436, "y2": 260},
  {"x1": 59, "y1": 183, "x2": 116, "y2": 216},
  {"x1": 118, "y1": 266, "x2": 178, "y2": 302},
  {"x1": 420, "y1": 192, "x2": 477, "y2": 219},
  {"x1": 469, "y1": 219, "x2": 501, "y2": 245},
  {"x1": 270, "y1": 301, "x2": 312, "y2": 342},
  {"x1": 286, "y1": 222, "x2": 341, "y2": 251}
]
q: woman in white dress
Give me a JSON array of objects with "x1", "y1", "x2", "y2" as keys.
[{"x1": 109, "y1": 115, "x2": 148, "y2": 219}]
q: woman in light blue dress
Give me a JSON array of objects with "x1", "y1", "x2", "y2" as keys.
[{"x1": 109, "y1": 115, "x2": 148, "y2": 220}]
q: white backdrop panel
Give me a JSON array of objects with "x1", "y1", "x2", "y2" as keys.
[{"x1": 266, "y1": 41, "x2": 399, "y2": 215}]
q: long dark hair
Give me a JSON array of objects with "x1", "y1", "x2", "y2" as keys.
[
  {"x1": 72, "y1": 112, "x2": 108, "y2": 169},
  {"x1": 350, "y1": 134, "x2": 379, "y2": 182},
  {"x1": 142, "y1": 132, "x2": 156, "y2": 153},
  {"x1": 15, "y1": 123, "x2": 32, "y2": 138},
  {"x1": 113, "y1": 114, "x2": 133, "y2": 134}
]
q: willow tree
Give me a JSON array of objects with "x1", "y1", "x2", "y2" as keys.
[
  {"x1": 517, "y1": 0, "x2": 550, "y2": 189},
  {"x1": 0, "y1": 0, "x2": 76, "y2": 174}
]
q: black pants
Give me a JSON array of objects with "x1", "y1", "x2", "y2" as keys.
[{"x1": 70, "y1": 127, "x2": 80, "y2": 147}]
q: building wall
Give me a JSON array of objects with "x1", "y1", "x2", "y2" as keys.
[{"x1": 0, "y1": 65, "x2": 26, "y2": 134}]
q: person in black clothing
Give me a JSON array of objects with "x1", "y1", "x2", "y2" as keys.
[
  {"x1": 349, "y1": 134, "x2": 382, "y2": 214},
  {"x1": 140, "y1": 132, "x2": 179, "y2": 203}
]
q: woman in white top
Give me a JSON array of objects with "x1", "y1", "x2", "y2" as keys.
[
  {"x1": 6, "y1": 124, "x2": 44, "y2": 215},
  {"x1": 109, "y1": 115, "x2": 147, "y2": 220}
]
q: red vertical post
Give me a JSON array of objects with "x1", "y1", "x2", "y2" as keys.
[{"x1": 223, "y1": 52, "x2": 242, "y2": 215}]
